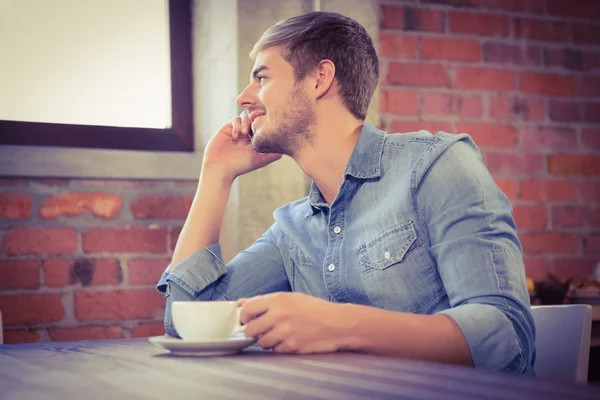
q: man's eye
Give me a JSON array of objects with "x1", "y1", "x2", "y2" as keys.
[{"x1": 258, "y1": 76, "x2": 266, "y2": 84}]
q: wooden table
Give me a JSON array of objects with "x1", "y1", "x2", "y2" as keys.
[{"x1": 1, "y1": 338, "x2": 599, "y2": 400}]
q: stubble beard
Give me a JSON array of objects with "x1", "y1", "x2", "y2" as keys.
[{"x1": 251, "y1": 85, "x2": 315, "y2": 157}]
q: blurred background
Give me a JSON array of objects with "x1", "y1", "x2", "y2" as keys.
[{"x1": 0, "y1": 0, "x2": 598, "y2": 376}]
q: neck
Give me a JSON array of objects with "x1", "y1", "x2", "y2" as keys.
[{"x1": 293, "y1": 108, "x2": 363, "y2": 205}]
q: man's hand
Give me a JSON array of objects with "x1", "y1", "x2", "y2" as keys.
[
  {"x1": 239, "y1": 292, "x2": 353, "y2": 354},
  {"x1": 201, "y1": 112, "x2": 282, "y2": 183}
]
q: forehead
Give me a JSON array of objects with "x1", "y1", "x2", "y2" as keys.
[{"x1": 251, "y1": 46, "x2": 293, "y2": 76}]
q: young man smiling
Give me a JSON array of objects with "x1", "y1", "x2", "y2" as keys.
[{"x1": 157, "y1": 12, "x2": 535, "y2": 373}]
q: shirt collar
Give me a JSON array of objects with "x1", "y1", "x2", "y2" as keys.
[{"x1": 307, "y1": 123, "x2": 386, "y2": 213}]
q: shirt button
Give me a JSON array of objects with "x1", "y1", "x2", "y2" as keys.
[
  {"x1": 333, "y1": 226, "x2": 341, "y2": 234},
  {"x1": 384, "y1": 252, "x2": 391, "y2": 260},
  {"x1": 328, "y1": 264, "x2": 336, "y2": 272}
]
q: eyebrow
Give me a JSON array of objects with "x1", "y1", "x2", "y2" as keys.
[{"x1": 252, "y1": 65, "x2": 269, "y2": 80}]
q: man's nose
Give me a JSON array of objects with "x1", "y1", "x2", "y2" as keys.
[{"x1": 236, "y1": 84, "x2": 256, "y2": 109}]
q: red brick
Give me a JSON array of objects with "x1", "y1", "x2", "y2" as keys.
[
  {"x1": 390, "y1": 120, "x2": 454, "y2": 134},
  {"x1": 549, "y1": 101, "x2": 582, "y2": 122},
  {"x1": 422, "y1": 0, "x2": 481, "y2": 6},
  {"x1": 449, "y1": 12, "x2": 509, "y2": 37},
  {"x1": 45, "y1": 258, "x2": 121, "y2": 288},
  {"x1": 521, "y1": 127, "x2": 578, "y2": 151},
  {"x1": 131, "y1": 195, "x2": 181, "y2": 223},
  {"x1": 494, "y1": 178, "x2": 517, "y2": 200},
  {"x1": 584, "y1": 102, "x2": 600, "y2": 123},
  {"x1": 0, "y1": 260, "x2": 40, "y2": 290},
  {"x1": 485, "y1": 152, "x2": 544, "y2": 175},
  {"x1": 74, "y1": 289, "x2": 164, "y2": 322},
  {"x1": 88, "y1": 259, "x2": 122, "y2": 286},
  {"x1": 581, "y1": 182, "x2": 600, "y2": 202},
  {"x1": 520, "y1": 72, "x2": 577, "y2": 97},
  {"x1": 381, "y1": 4, "x2": 404, "y2": 29},
  {"x1": 170, "y1": 227, "x2": 182, "y2": 252},
  {"x1": 49, "y1": 326, "x2": 123, "y2": 342},
  {"x1": 587, "y1": 207, "x2": 600, "y2": 228},
  {"x1": 514, "y1": 18, "x2": 570, "y2": 42},
  {"x1": 485, "y1": 0, "x2": 544, "y2": 13},
  {"x1": 388, "y1": 63, "x2": 451, "y2": 87},
  {"x1": 584, "y1": 234, "x2": 600, "y2": 255},
  {"x1": 129, "y1": 258, "x2": 170, "y2": 285},
  {"x1": 131, "y1": 321, "x2": 165, "y2": 338},
  {"x1": 456, "y1": 123, "x2": 518, "y2": 147},
  {"x1": 520, "y1": 179, "x2": 578, "y2": 202},
  {"x1": 2, "y1": 329, "x2": 40, "y2": 344},
  {"x1": 2, "y1": 228, "x2": 77, "y2": 256},
  {"x1": 379, "y1": 33, "x2": 417, "y2": 59},
  {"x1": 0, "y1": 193, "x2": 31, "y2": 219},
  {"x1": 521, "y1": 233, "x2": 580, "y2": 254},
  {"x1": 421, "y1": 37, "x2": 481, "y2": 62},
  {"x1": 553, "y1": 258, "x2": 598, "y2": 279},
  {"x1": 460, "y1": 95, "x2": 483, "y2": 118},
  {"x1": 545, "y1": 48, "x2": 599, "y2": 71},
  {"x1": 573, "y1": 23, "x2": 600, "y2": 45},
  {"x1": 422, "y1": 92, "x2": 454, "y2": 116},
  {"x1": 489, "y1": 96, "x2": 545, "y2": 121},
  {"x1": 0, "y1": 294, "x2": 64, "y2": 325},
  {"x1": 583, "y1": 128, "x2": 600, "y2": 149},
  {"x1": 42, "y1": 259, "x2": 72, "y2": 288},
  {"x1": 381, "y1": 90, "x2": 419, "y2": 115},
  {"x1": 523, "y1": 257, "x2": 551, "y2": 281},
  {"x1": 421, "y1": 92, "x2": 482, "y2": 118},
  {"x1": 548, "y1": 154, "x2": 600, "y2": 176},
  {"x1": 579, "y1": 76, "x2": 600, "y2": 97},
  {"x1": 548, "y1": 0, "x2": 600, "y2": 20},
  {"x1": 82, "y1": 227, "x2": 167, "y2": 253},
  {"x1": 514, "y1": 205, "x2": 548, "y2": 230},
  {"x1": 455, "y1": 67, "x2": 514, "y2": 91},
  {"x1": 40, "y1": 192, "x2": 122, "y2": 220},
  {"x1": 403, "y1": 8, "x2": 445, "y2": 32},
  {"x1": 131, "y1": 195, "x2": 193, "y2": 220},
  {"x1": 552, "y1": 206, "x2": 584, "y2": 228},
  {"x1": 484, "y1": 43, "x2": 541, "y2": 66}
]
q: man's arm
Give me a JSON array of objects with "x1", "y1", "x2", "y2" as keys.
[
  {"x1": 240, "y1": 137, "x2": 534, "y2": 373},
  {"x1": 157, "y1": 115, "x2": 284, "y2": 337}
]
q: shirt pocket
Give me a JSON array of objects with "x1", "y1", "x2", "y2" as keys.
[
  {"x1": 359, "y1": 221, "x2": 445, "y2": 313},
  {"x1": 359, "y1": 223, "x2": 417, "y2": 270}
]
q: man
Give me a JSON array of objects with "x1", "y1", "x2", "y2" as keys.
[{"x1": 157, "y1": 11, "x2": 535, "y2": 373}]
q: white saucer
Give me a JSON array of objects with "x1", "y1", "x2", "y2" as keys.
[{"x1": 148, "y1": 335, "x2": 256, "y2": 356}]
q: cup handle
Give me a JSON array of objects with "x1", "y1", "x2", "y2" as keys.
[{"x1": 231, "y1": 307, "x2": 246, "y2": 337}]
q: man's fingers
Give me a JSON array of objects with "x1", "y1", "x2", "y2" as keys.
[
  {"x1": 231, "y1": 117, "x2": 241, "y2": 139},
  {"x1": 240, "y1": 295, "x2": 271, "y2": 324},
  {"x1": 239, "y1": 111, "x2": 251, "y2": 136},
  {"x1": 244, "y1": 311, "x2": 277, "y2": 339}
]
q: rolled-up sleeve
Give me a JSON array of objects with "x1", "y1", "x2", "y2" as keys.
[
  {"x1": 156, "y1": 224, "x2": 291, "y2": 337},
  {"x1": 416, "y1": 137, "x2": 535, "y2": 373}
]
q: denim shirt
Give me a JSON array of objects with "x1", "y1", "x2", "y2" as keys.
[{"x1": 157, "y1": 123, "x2": 535, "y2": 374}]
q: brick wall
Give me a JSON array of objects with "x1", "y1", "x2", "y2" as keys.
[
  {"x1": 0, "y1": 178, "x2": 195, "y2": 344},
  {"x1": 379, "y1": 0, "x2": 600, "y2": 280}
]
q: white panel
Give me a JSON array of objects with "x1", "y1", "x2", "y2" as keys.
[{"x1": 0, "y1": 0, "x2": 171, "y2": 128}]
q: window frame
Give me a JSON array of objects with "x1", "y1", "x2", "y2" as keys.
[{"x1": 0, "y1": 0, "x2": 193, "y2": 152}]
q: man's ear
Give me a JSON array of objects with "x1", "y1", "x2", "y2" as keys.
[{"x1": 313, "y1": 59, "x2": 335, "y2": 99}]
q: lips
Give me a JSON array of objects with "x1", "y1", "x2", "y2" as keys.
[{"x1": 249, "y1": 111, "x2": 266, "y2": 124}]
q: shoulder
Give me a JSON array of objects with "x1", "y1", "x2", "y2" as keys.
[
  {"x1": 273, "y1": 197, "x2": 312, "y2": 227},
  {"x1": 382, "y1": 130, "x2": 480, "y2": 175}
]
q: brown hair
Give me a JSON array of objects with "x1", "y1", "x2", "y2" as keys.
[{"x1": 250, "y1": 12, "x2": 379, "y2": 121}]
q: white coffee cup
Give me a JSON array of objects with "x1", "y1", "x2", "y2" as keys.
[{"x1": 172, "y1": 301, "x2": 245, "y2": 341}]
